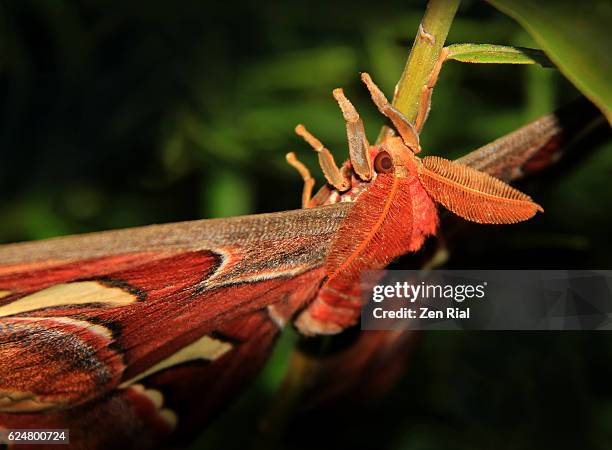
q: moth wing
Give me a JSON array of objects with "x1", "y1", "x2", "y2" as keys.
[
  {"x1": 0, "y1": 309, "x2": 294, "y2": 449},
  {"x1": 0, "y1": 203, "x2": 350, "y2": 447},
  {"x1": 418, "y1": 155, "x2": 543, "y2": 224}
]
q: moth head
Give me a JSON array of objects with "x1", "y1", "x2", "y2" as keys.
[{"x1": 375, "y1": 136, "x2": 419, "y2": 178}]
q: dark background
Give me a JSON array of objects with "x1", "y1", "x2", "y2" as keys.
[{"x1": 1, "y1": 1, "x2": 611, "y2": 449}]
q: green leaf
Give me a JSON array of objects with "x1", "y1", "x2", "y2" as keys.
[
  {"x1": 488, "y1": 0, "x2": 612, "y2": 124},
  {"x1": 446, "y1": 43, "x2": 553, "y2": 67}
]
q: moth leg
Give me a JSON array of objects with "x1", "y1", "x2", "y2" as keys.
[
  {"x1": 295, "y1": 124, "x2": 351, "y2": 192},
  {"x1": 332, "y1": 88, "x2": 373, "y2": 181},
  {"x1": 286, "y1": 152, "x2": 316, "y2": 208},
  {"x1": 414, "y1": 46, "x2": 449, "y2": 133},
  {"x1": 360, "y1": 72, "x2": 421, "y2": 154}
]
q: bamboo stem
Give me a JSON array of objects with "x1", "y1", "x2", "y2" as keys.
[{"x1": 392, "y1": 0, "x2": 460, "y2": 121}]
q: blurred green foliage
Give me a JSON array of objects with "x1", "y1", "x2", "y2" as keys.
[{"x1": 0, "y1": 1, "x2": 611, "y2": 449}]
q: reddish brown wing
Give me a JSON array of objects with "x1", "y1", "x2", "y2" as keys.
[
  {"x1": 0, "y1": 311, "x2": 302, "y2": 450},
  {"x1": 0, "y1": 203, "x2": 351, "y2": 449}
]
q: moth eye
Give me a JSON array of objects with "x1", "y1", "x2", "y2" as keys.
[{"x1": 374, "y1": 151, "x2": 394, "y2": 173}]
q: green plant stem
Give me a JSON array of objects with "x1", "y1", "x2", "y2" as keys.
[{"x1": 392, "y1": 0, "x2": 460, "y2": 121}]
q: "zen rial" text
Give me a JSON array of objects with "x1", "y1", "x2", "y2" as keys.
[{"x1": 372, "y1": 307, "x2": 470, "y2": 319}]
